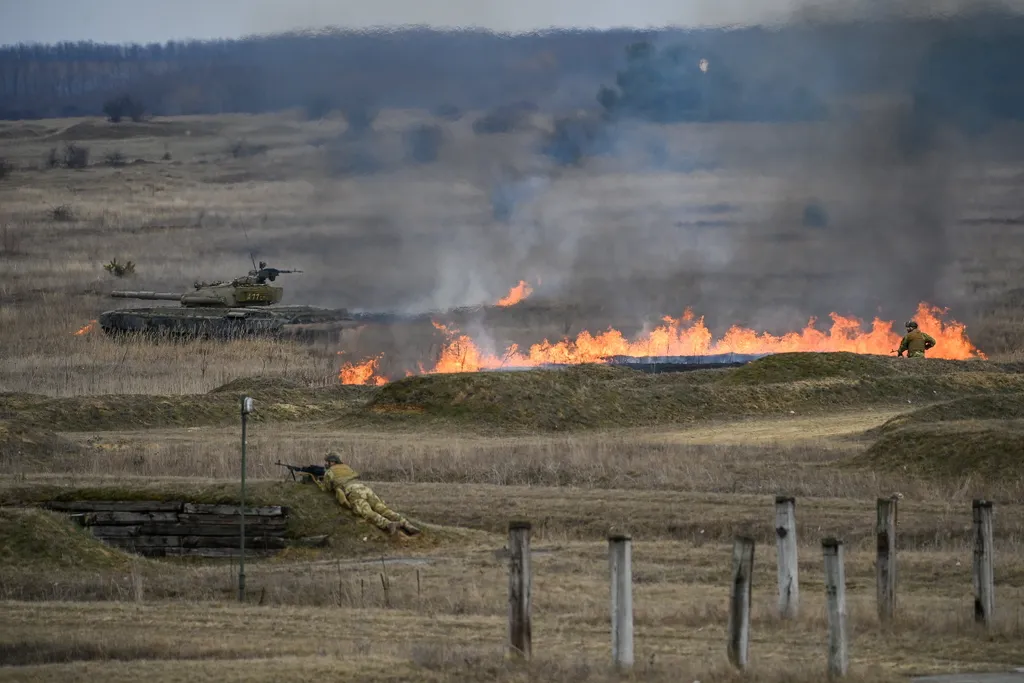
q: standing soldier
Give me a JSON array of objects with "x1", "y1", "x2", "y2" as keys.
[
  {"x1": 317, "y1": 451, "x2": 421, "y2": 536},
  {"x1": 897, "y1": 320, "x2": 937, "y2": 358}
]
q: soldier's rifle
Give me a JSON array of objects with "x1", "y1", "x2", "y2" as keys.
[{"x1": 275, "y1": 461, "x2": 325, "y2": 482}]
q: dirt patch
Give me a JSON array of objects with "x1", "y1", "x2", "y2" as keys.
[{"x1": 0, "y1": 507, "x2": 134, "y2": 570}]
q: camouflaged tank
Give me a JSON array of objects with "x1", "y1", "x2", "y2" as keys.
[{"x1": 98, "y1": 262, "x2": 403, "y2": 342}]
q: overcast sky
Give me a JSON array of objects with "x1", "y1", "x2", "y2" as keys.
[{"x1": 0, "y1": 0, "x2": 1019, "y2": 46}]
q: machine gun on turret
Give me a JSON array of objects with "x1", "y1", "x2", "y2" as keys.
[{"x1": 247, "y1": 261, "x2": 303, "y2": 284}]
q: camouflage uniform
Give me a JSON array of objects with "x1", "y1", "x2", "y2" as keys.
[
  {"x1": 319, "y1": 452, "x2": 420, "y2": 536},
  {"x1": 897, "y1": 321, "x2": 936, "y2": 358}
]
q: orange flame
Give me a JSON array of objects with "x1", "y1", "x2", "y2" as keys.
[
  {"x1": 496, "y1": 280, "x2": 533, "y2": 307},
  {"x1": 74, "y1": 320, "x2": 97, "y2": 336},
  {"x1": 337, "y1": 302, "x2": 985, "y2": 385},
  {"x1": 338, "y1": 354, "x2": 388, "y2": 386}
]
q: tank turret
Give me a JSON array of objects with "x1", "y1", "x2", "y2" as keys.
[{"x1": 108, "y1": 261, "x2": 300, "y2": 309}]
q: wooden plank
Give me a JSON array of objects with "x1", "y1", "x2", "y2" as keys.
[
  {"x1": 972, "y1": 500, "x2": 995, "y2": 626},
  {"x1": 823, "y1": 538, "x2": 849, "y2": 677},
  {"x1": 89, "y1": 525, "x2": 143, "y2": 538},
  {"x1": 163, "y1": 547, "x2": 279, "y2": 558},
  {"x1": 727, "y1": 536, "x2": 755, "y2": 671},
  {"x1": 104, "y1": 536, "x2": 182, "y2": 549},
  {"x1": 182, "y1": 535, "x2": 288, "y2": 549},
  {"x1": 101, "y1": 535, "x2": 288, "y2": 550},
  {"x1": 507, "y1": 520, "x2": 532, "y2": 659},
  {"x1": 775, "y1": 496, "x2": 799, "y2": 619},
  {"x1": 876, "y1": 497, "x2": 898, "y2": 623},
  {"x1": 82, "y1": 511, "x2": 180, "y2": 525},
  {"x1": 45, "y1": 501, "x2": 185, "y2": 513},
  {"x1": 136, "y1": 523, "x2": 287, "y2": 537},
  {"x1": 182, "y1": 503, "x2": 284, "y2": 517},
  {"x1": 177, "y1": 513, "x2": 287, "y2": 526}
]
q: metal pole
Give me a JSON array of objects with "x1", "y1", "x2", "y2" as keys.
[{"x1": 239, "y1": 396, "x2": 253, "y2": 603}]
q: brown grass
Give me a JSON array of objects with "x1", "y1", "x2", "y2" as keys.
[
  {"x1": 4, "y1": 111, "x2": 1024, "y2": 682},
  {"x1": 1, "y1": 540, "x2": 1023, "y2": 681}
]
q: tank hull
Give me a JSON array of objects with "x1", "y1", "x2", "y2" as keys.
[{"x1": 98, "y1": 304, "x2": 409, "y2": 342}]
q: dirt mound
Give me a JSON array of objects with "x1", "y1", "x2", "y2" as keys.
[
  {"x1": 722, "y1": 352, "x2": 896, "y2": 384},
  {"x1": 0, "y1": 507, "x2": 133, "y2": 569},
  {"x1": 0, "y1": 123, "x2": 54, "y2": 140},
  {"x1": 363, "y1": 364, "x2": 643, "y2": 430},
  {"x1": 46, "y1": 119, "x2": 222, "y2": 141},
  {"x1": 0, "y1": 420, "x2": 83, "y2": 463},
  {"x1": 871, "y1": 393, "x2": 1024, "y2": 434},
  {"x1": 857, "y1": 420, "x2": 1024, "y2": 479},
  {"x1": 209, "y1": 375, "x2": 310, "y2": 394},
  {"x1": 350, "y1": 354, "x2": 1024, "y2": 432},
  {"x1": 0, "y1": 383, "x2": 369, "y2": 432}
]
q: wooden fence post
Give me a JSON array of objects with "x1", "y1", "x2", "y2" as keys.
[
  {"x1": 609, "y1": 533, "x2": 634, "y2": 670},
  {"x1": 972, "y1": 500, "x2": 994, "y2": 626},
  {"x1": 507, "y1": 520, "x2": 532, "y2": 659},
  {"x1": 823, "y1": 537, "x2": 848, "y2": 678},
  {"x1": 727, "y1": 536, "x2": 755, "y2": 671},
  {"x1": 775, "y1": 495, "x2": 799, "y2": 618},
  {"x1": 876, "y1": 496, "x2": 898, "y2": 623}
]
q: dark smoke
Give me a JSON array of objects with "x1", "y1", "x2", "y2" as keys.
[
  {"x1": 460, "y1": 4, "x2": 1024, "y2": 339},
  {"x1": 234, "y1": 5, "x2": 1024, "y2": 354}
]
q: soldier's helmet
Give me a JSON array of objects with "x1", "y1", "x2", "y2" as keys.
[
  {"x1": 325, "y1": 452, "x2": 342, "y2": 465},
  {"x1": 905, "y1": 320, "x2": 918, "y2": 330}
]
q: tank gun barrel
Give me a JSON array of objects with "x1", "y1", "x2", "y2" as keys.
[{"x1": 110, "y1": 291, "x2": 183, "y2": 301}]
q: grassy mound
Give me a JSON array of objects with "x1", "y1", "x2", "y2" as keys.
[
  {"x1": 721, "y1": 352, "x2": 895, "y2": 384},
  {"x1": 1, "y1": 481, "x2": 457, "y2": 559},
  {"x1": 47, "y1": 119, "x2": 223, "y2": 141},
  {"x1": 0, "y1": 507, "x2": 134, "y2": 570},
  {"x1": 857, "y1": 420, "x2": 1024, "y2": 479},
  {"x1": 853, "y1": 392, "x2": 1024, "y2": 479},
  {"x1": 0, "y1": 420, "x2": 84, "y2": 461},
  {"x1": 870, "y1": 393, "x2": 1024, "y2": 434},
  {"x1": 208, "y1": 375, "x2": 310, "y2": 394},
  {"x1": 349, "y1": 354, "x2": 1024, "y2": 432},
  {"x1": 0, "y1": 379, "x2": 372, "y2": 432}
]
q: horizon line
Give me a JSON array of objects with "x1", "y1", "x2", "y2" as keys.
[{"x1": 3, "y1": 9, "x2": 1021, "y2": 51}]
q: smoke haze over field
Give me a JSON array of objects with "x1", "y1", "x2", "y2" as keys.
[{"x1": 2, "y1": 0, "x2": 1022, "y2": 351}]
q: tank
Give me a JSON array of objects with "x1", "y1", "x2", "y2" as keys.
[{"x1": 98, "y1": 261, "x2": 403, "y2": 342}]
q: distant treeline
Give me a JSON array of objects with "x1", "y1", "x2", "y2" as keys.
[{"x1": 2, "y1": 11, "x2": 1024, "y2": 128}]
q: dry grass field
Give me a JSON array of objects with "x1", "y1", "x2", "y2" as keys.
[{"x1": 2, "y1": 109, "x2": 1024, "y2": 681}]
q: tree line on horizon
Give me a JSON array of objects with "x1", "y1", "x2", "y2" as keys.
[{"x1": 1, "y1": 14, "x2": 1023, "y2": 130}]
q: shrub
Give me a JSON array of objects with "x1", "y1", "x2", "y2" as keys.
[
  {"x1": 472, "y1": 102, "x2": 536, "y2": 135},
  {"x1": 102, "y1": 95, "x2": 146, "y2": 123},
  {"x1": 62, "y1": 143, "x2": 89, "y2": 169},
  {"x1": 542, "y1": 114, "x2": 610, "y2": 166},
  {"x1": 432, "y1": 103, "x2": 462, "y2": 121},
  {"x1": 104, "y1": 151, "x2": 127, "y2": 167},
  {"x1": 103, "y1": 258, "x2": 136, "y2": 277},
  {"x1": 340, "y1": 103, "x2": 377, "y2": 138},
  {"x1": 50, "y1": 204, "x2": 75, "y2": 222},
  {"x1": 404, "y1": 124, "x2": 444, "y2": 164}
]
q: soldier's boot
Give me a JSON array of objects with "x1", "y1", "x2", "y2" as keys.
[
  {"x1": 386, "y1": 521, "x2": 402, "y2": 535},
  {"x1": 400, "y1": 520, "x2": 421, "y2": 536}
]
